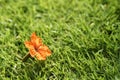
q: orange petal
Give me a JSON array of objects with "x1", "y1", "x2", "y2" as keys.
[
  {"x1": 30, "y1": 32, "x2": 43, "y2": 48},
  {"x1": 29, "y1": 48, "x2": 37, "y2": 57},
  {"x1": 38, "y1": 45, "x2": 51, "y2": 57},
  {"x1": 38, "y1": 50, "x2": 51, "y2": 58},
  {"x1": 24, "y1": 41, "x2": 34, "y2": 49},
  {"x1": 38, "y1": 45, "x2": 51, "y2": 51},
  {"x1": 36, "y1": 53, "x2": 46, "y2": 60}
]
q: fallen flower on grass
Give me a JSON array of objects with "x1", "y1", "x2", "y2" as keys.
[{"x1": 22, "y1": 32, "x2": 51, "y2": 62}]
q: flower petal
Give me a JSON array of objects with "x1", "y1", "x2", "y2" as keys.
[
  {"x1": 38, "y1": 45, "x2": 51, "y2": 57},
  {"x1": 29, "y1": 48, "x2": 37, "y2": 57},
  {"x1": 36, "y1": 53, "x2": 46, "y2": 60},
  {"x1": 24, "y1": 41, "x2": 34, "y2": 49},
  {"x1": 30, "y1": 32, "x2": 42, "y2": 48}
]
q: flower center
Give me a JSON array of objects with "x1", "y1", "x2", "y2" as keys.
[{"x1": 34, "y1": 47, "x2": 38, "y2": 51}]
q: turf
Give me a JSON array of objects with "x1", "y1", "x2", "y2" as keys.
[{"x1": 0, "y1": 0, "x2": 120, "y2": 80}]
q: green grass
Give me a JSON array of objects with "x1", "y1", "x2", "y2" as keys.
[{"x1": 0, "y1": 0, "x2": 120, "y2": 80}]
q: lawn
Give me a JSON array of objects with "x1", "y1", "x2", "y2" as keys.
[{"x1": 0, "y1": 0, "x2": 120, "y2": 80}]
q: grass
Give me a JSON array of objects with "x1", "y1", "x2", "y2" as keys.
[{"x1": 0, "y1": 0, "x2": 120, "y2": 80}]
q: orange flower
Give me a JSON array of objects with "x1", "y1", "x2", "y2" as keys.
[{"x1": 24, "y1": 32, "x2": 51, "y2": 60}]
